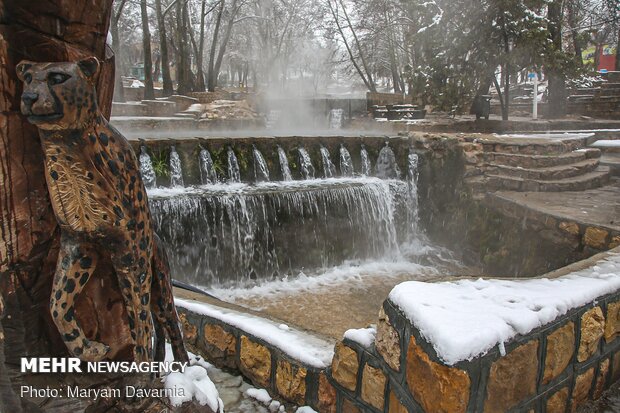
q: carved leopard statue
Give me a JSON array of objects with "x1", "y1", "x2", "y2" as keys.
[{"x1": 16, "y1": 58, "x2": 188, "y2": 363}]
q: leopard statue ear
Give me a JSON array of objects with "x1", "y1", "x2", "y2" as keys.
[
  {"x1": 77, "y1": 57, "x2": 100, "y2": 79},
  {"x1": 15, "y1": 61, "x2": 34, "y2": 81}
]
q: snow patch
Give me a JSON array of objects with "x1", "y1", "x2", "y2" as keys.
[
  {"x1": 175, "y1": 298, "x2": 334, "y2": 368},
  {"x1": 591, "y1": 140, "x2": 620, "y2": 148},
  {"x1": 389, "y1": 252, "x2": 620, "y2": 365},
  {"x1": 344, "y1": 326, "x2": 377, "y2": 348}
]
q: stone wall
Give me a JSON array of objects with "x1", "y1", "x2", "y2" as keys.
[{"x1": 177, "y1": 249, "x2": 620, "y2": 412}]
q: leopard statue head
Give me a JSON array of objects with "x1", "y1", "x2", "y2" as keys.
[{"x1": 16, "y1": 57, "x2": 101, "y2": 131}]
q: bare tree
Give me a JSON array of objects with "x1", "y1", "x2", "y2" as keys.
[{"x1": 140, "y1": 0, "x2": 155, "y2": 99}]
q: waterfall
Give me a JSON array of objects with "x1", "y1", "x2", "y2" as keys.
[
  {"x1": 150, "y1": 178, "x2": 411, "y2": 287},
  {"x1": 360, "y1": 145, "x2": 372, "y2": 176},
  {"x1": 278, "y1": 146, "x2": 293, "y2": 181},
  {"x1": 169, "y1": 146, "x2": 184, "y2": 187},
  {"x1": 339, "y1": 145, "x2": 354, "y2": 177},
  {"x1": 320, "y1": 146, "x2": 337, "y2": 178},
  {"x1": 375, "y1": 143, "x2": 401, "y2": 179},
  {"x1": 329, "y1": 108, "x2": 344, "y2": 129},
  {"x1": 228, "y1": 148, "x2": 241, "y2": 183},
  {"x1": 139, "y1": 146, "x2": 157, "y2": 189},
  {"x1": 298, "y1": 148, "x2": 315, "y2": 180},
  {"x1": 199, "y1": 147, "x2": 218, "y2": 185},
  {"x1": 407, "y1": 151, "x2": 420, "y2": 231},
  {"x1": 253, "y1": 146, "x2": 270, "y2": 182}
]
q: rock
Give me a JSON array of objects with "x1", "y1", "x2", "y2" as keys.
[
  {"x1": 239, "y1": 336, "x2": 272, "y2": 388},
  {"x1": 609, "y1": 236, "x2": 620, "y2": 249},
  {"x1": 484, "y1": 340, "x2": 539, "y2": 412},
  {"x1": 331, "y1": 342, "x2": 359, "y2": 392},
  {"x1": 202, "y1": 324, "x2": 237, "y2": 369},
  {"x1": 361, "y1": 364, "x2": 386, "y2": 410},
  {"x1": 318, "y1": 373, "x2": 336, "y2": 413},
  {"x1": 594, "y1": 359, "x2": 610, "y2": 399},
  {"x1": 572, "y1": 368, "x2": 595, "y2": 412},
  {"x1": 376, "y1": 308, "x2": 401, "y2": 371},
  {"x1": 614, "y1": 354, "x2": 620, "y2": 383},
  {"x1": 341, "y1": 398, "x2": 361, "y2": 413},
  {"x1": 559, "y1": 222, "x2": 580, "y2": 236},
  {"x1": 179, "y1": 312, "x2": 199, "y2": 346},
  {"x1": 275, "y1": 359, "x2": 307, "y2": 405},
  {"x1": 543, "y1": 322, "x2": 575, "y2": 384},
  {"x1": 388, "y1": 391, "x2": 408, "y2": 413},
  {"x1": 407, "y1": 336, "x2": 470, "y2": 413},
  {"x1": 546, "y1": 387, "x2": 569, "y2": 413},
  {"x1": 584, "y1": 227, "x2": 608, "y2": 249},
  {"x1": 578, "y1": 307, "x2": 605, "y2": 362},
  {"x1": 605, "y1": 301, "x2": 620, "y2": 343}
]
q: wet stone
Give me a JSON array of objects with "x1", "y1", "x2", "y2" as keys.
[
  {"x1": 407, "y1": 336, "x2": 470, "y2": 413},
  {"x1": 203, "y1": 324, "x2": 237, "y2": 369},
  {"x1": 595, "y1": 359, "x2": 611, "y2": 399},
  {"x1": 331, "y1": 342, "x2": 359, "y2": 392},
  {"x1": 376, "y1": 308, "x2": 400, "y2": 371},
  {"x1": 543, "y1": 322, "x2": 575, "y2": 384},
  {"x1": 239, "y1": 336, "x2": 272, "y2": 388},
  {"x1": 179, "y1": 311, "x2": 199, "y2": 346},
  {"x1": 361, "y1": 364, "x2": 386, "y2": 410},
  {"x1": 559, "y1": 221, "x2": 580, "y2": 236},
  {"x1": 546, "y1": 387, "x2": 569, "y2": 413},
  {"x1": 388, "y1": 391, "x2": 408, "y2": 413},
  {"x1": 578, "y1": 307, "x2": 605, "y2": 362},
  {"x1": 605, "y1": 301, "x2": 620, "y2": 343},
  {"x1": 317, "y1": 373, "x2": 336, "y2": 413},
  {"x1": 584, "y1": 227, "x2": 609, "y2": 249},
  {"x1": 484, "y1": 340, "x2": 539, "y2": 412},
  {"x1": 572, "y1": 368, "x2": 595, "y2": 412},
  {"x1": 275, "y1": 359, "x2": 307, "y2": 405},
  {"x1": 341, "y1": 398, "x2": 361, "y2": 413}
]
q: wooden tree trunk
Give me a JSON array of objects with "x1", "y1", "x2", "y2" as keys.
[{"x1": 0, "y1": 0, "x2": 135, "y2": 398}]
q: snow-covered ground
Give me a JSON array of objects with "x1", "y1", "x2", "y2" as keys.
[
  {"x1": 343, "y1": 326, "x2": 377, "y2": 348},
  {"x1": 163, "y1": 344, "x2": 318, "y2": 412},
  {"x1": 175, "y1": 298, "x2": 334, "y2": 368},
  {"x1": 389, "y1": 252, "x2": 620, "y2": 366}
]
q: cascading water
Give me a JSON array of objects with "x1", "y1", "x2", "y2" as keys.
[
  {"x1": 278, "y1": 146, "x2": 293, "y2": 181},
  {"x1": 320, "y1": 146, "x2": 337, "y2": 178},
  {"x1": 360, "y1": 145, "x2": 372, "y2": 176},
  {"x1": 139, "y1": 146, "x2": 157, "y2": 189},
  {"x1": 169, "y1": 146, "x2": 184, "y2": 187},
  {"x1": 150, "y1": 178, "x2": 411, "y2": 287},
  {"x1": 199, "y1": 147, "x2": 218, "y2": 184},
  {"x1": 253, "y1": 146, "x2": 270, "y2": 182},
  {"x1": 339, "y1": 145, "x2": 354, "y2": 177},
  {"x1": 406, "y1": 151, "x2": 420, "y2": 232},
  {"x1": 376, "y1": 143, "x2": 401, "y2": 179},
  {"x1": 228, "y1": 148, "x2": 241, "y2": 183},
  {"x1": 298, "y1": 148, "x2": 315, "y2": 180},
  {"x1": 329, "y1": 108, "x2": 344, "y2": 129}
]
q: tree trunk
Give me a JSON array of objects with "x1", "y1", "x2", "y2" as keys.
[
  {"x1": 195, "y1": 0, "x2": 208, "y2": 92},
  {"x1": 140, "y1": 0, "x2": 155, "y2": 100},
  {"x1": 546, "y1": 0, "x2": 567, "y2": 118},
  {"x1": 111, "y1": 2, "x2": 126, "y2": 102},
  {"x1": 0, "y1": 0, "x2": 137, "y2": 408},
  {"x1": 208, "y1": 0, "x2": 226, "y2": 92},
  {"x1": 176, "y1": 0, "x2": 193, "y2": 95},
  {"x1": 156, "y1": 0, "x2": 174, "y2": 96},
  {"x1": 212, "y1": 0, "x2": 239, "y2": 92}
]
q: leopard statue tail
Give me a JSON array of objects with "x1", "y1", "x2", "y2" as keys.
[{"x1": 151, "y1": 233, "x2": 189, "y2": 363}]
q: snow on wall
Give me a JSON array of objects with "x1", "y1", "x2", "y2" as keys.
[
  {"x1": 389, "y1": 252, "x2": 620, "y2": 365},
  {"x1": 175, "y1": 298, "x2": 334, "y2": 368}
]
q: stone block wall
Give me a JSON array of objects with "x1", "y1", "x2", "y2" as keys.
[{"x1": 178, "y1": 284, "x2": 620, "y2": 412}]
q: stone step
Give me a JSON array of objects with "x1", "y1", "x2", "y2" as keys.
[
  {"x1": 485, "y1": 158, "x2": 601, "y2": 181},
  {"x1": 480, "y1": 140, "x2": 573, "y2": 156},
  {"x1": 469, "y1": 167, "x2": 610, "y2": 192},
  {"x1": 483, "y1": 149, "x2": 601, "y2": 168},
  {"x1": 600, "y1": 154, "x2": 620, "y2": 176}
]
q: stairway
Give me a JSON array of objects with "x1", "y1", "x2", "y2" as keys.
[{"x1": 465, "y1": 137, "x2": 610, "y2": 193}]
